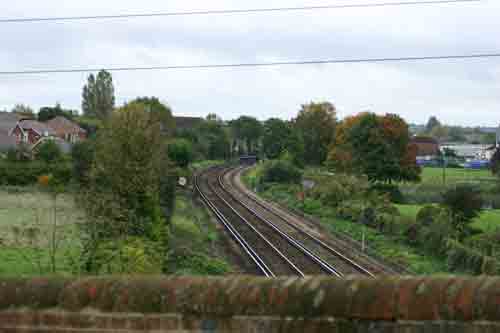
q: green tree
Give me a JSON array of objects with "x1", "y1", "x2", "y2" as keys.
[
  {"x1": 167, "y1": 139, "x2": 193, "y2": 169},
  {"x1": 130, "y1": 97, "x2": 174, "y2": 136},
  {"x1": 328, "y1": 112, "x2": 420, "y2": 183},
  {"x1": 71, "y1": 139, "x2": 95, "y2": 185},
  {"x1": 38, "y1": 103, "x2": 76, "y2": 122},
  {"x1": 80, "y1": 102, "x2": 175, "y2": 273},
  {"x1": 425, "y1": 116, "x2": 441, "y2": 133},
  {"x1": 82, "y1": 70, "x2": 115, "y2": 119},
  {"x1": 294, "y1": 102, "x2": 336, "y2": 165},
  {"x1": 36, "y1": 140, "x2": 62, "y2": 164},
  {"x1": 262, "y1": 118, "x2": 292, "y2": 159},
  {"x1": 11, "y1": 104, "x2": 35, "y2": 119},
  {"x1": 230, "y1": 116, "x2": 263, "y2": 155},
  {"x1": 442, "y1": 184, "x2": 483, "y2": 240}
]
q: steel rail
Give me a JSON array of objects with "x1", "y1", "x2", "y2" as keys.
[
  {"x1": 217, "y1": 168, "x2": 343, "y2": 277},
  {"x1": 228, "y1": 166, "x2": 376, "y2": 277},
  {"x1": 207, "y1": 175, "x2": 306, "y2": 277},
  {"x1": 194, "y1": 169, "x2": 275, "y2": 277}
]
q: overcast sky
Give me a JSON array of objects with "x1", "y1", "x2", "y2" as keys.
[{"x1": 1, "y1": 0, "x2": 499, "y2": 125}]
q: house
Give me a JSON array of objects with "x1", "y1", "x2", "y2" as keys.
[
  {"x1": 410, "y1": 136, "x2": 440, "y2": 158},
  {"x1": 0, "y1": 112, "x2": 23, "y2": 152},
  {"x1": 46, "y1": 116, "x2": 87, "y2": 143},
  {"x1": 10, "y1": 120, "x2": 56, "y2": 145}
]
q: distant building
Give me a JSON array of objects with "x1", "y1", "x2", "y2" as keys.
[
  {"x1": 0, "y1": 112, "x2": 23, "y2": 152},
  {"x1": 10, "y1": 120, "x2": 56, "y2": 145},
  {"x1": 410, "y1": 136, "x2": 440, "y2": 158},
  {"x1": 46, "y1": 116, "x2": 87, "y2": 143}
]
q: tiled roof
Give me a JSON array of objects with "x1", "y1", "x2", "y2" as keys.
[
  {"x1": 20, "y1": 120, "x2": 56, "y2": 136},
  {"x1": 46, "y1": 116, "x2": 86, "y2": 135}
]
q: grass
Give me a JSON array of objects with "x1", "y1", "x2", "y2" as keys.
[
  {"x1": 249, "y1": 182, "x2": 449, "y2": 274},
  {"x1": 0, "y1": 189, "x2": 83, "y2": 276},
  {"x1": 168, "y1": 191, "x2": 232, "y2": 275},
  {"x1": 419, "y1": 167, "x2": 495, "y2": 185}
]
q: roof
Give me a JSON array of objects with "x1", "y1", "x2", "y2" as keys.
[
  {"x1": 0, "y1": 112, "x2": 22, "y2": 135},
  {"x1": 411, "y1": 136, "x2": 439, "y2": 145},
  {"x1": 46, "y1": 116, "x2": 86, "y2": 135},
  {"x1": 0, "y1": 132, "x2": 16, "y2": 152},
  {"x1": 19, "y1": 120, "x2": 56, "y2": 136},
  {"x1": 174, "y1": 116, "x2": 203, "y2": 131}
]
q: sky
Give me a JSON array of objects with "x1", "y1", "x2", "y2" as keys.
[{"x1": 0, "y1": 0, "x2": 499, "y2": 126}]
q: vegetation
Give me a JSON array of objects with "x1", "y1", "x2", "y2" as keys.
[
  {"x1": 167, "y1": 139, "x2": 194, "y2": 169},
  {"x1": 82, "y1": 70, "x2": 115, "y2": 119},
  {"x1": 230, "y1": 116, "x2": 263, "y2": 155},
  {"x1": 36, "y1": 140, "x2": 63, "y2": 164},
  {"x1": 37, "y1": 103, "x2": 76, "y2": 122}
]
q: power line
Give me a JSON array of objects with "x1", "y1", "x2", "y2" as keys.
[
  {"x1": 0, "y1": 0, "x2": 480, "y2": 24},
  {"x1": 1, "y1": 53, "x2": 499, "y2": 76}
]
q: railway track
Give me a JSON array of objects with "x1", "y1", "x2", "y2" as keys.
[{"x1": 195, "y1": 165, "x2": 375, "y2": 277}]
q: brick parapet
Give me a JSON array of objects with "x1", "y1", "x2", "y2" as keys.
[{"x1": 1, "y1": 276, "x2": 500, "y2": 332}]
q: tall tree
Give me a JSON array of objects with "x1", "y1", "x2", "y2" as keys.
[
  {"x1": 262, "y1": 118, "x2": 292, "y2": 159},
  {"x1": 130, "y1": 97, "x2": 174, "y2": 136},
  {"x1": 425, "y1": 116, "x2": 441, "y2": 133},
  {"x1": 328, "y1": 112, "x2": 420, "y2": 183},
  {"x1": 82, "y1": 70, "x2": 115, "y2": 119},
  {"x1": 230, "y1": 116, "x2": 263, "y2": 155},
  {"x1": 293, "y1": 102, "x2": 337, "y2": 165}
]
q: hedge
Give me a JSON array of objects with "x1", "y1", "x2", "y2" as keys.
[{"x1": 0, "y1": 161, "x2": 72, "y2": 186}]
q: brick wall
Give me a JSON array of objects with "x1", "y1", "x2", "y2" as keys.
[{"x1": 1, "y1": 276, "x2": 500, "y2": 332}]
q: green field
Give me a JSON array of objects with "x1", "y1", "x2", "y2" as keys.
[
  {"x1": 419, "y1": 167, "x2": 495, "y2": 185},
  {"x1": 0, "y1": 189, "x2": 83, "y2": 276}
]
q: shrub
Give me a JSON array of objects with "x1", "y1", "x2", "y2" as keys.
[
  {"x1": 0, "y1": 161, "x2": 72, "y2": 186},
  {"x1": 442, "y1": 184, "x2": 483, "y2": 239},
  {"x1": 370, "y1": 183, "x2": 405, "y2": 204},
  {"x1": 445, "y1": 239, "x2": 499, "y2": 275},
  {"x1": 71, "y1": 140, "x2": 95, "y2": 184},
  {"x1": 311, "y1": 174, "x2": 370, "y2": 207},
  {"x1": 36, "y1": 140, "x2": 62, "y2": 164},
  {"x1": 416, "y1": 205, "x2": 443, "y2": 226},
  {"x1": 167, "y1": 139, "x2": 193, "y2": 169},
  {"x1": 260, "y1": 160, "x2": 302, "y2": 184}
]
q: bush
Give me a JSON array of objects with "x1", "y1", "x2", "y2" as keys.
[
  {"x1": 311, "y1": 174, "x2": 370, "y2": 207},
  {"x1": 442, "y1": 184, "x2": 483, "y2": 239},
  {"x1": 416, "y1": 205, "x2": 443, "y2": 226},
  {"x1": 36, "y1": 140, "x2": 62, "y2": 164},
  {"x1": 71, "y1": 140, "x2": 95, "y2": 184},
  {"x1": 167, "y1": 139, "x2": 193, "y2": 169},
  {"x1": 370, "y1": 183, "x2": 405, "y2": 204},
  {"x1": 0, "y1": 161, "x2": 72, "y2": 186},
  {"x1": 445, "y1": 239, "x2": 499, "y2": 275},
  {"x1": 260, "y1": 160, "x2": 302, "y2": 184}
]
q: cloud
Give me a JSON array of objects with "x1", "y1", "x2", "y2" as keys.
[{"x1": 0, "y1": 0, "x2": 499, "y2": 125}]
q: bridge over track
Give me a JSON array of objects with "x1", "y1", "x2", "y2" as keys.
[{"x1": 1, "y1": 276, "x2": 499, "y2": 332}]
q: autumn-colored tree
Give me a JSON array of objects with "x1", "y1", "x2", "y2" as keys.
[
  {"x1": 293, "y1": 102, "x2": 337, "y2": 165},
  {"x1": 328, "y1": 112, "x2": 421, "y2": 183}
]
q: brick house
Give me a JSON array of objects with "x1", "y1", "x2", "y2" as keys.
[
  {"x1": 46, "y1": 116, "x2": 87, "y2": 143},
  {"x1": 410, "y1": 136, "x2": 440, "y2": 158}
]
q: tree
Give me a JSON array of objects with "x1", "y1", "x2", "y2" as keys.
[
  {"x1": 82, "y1": 70, "x2": 115, "y2": 119},
  {"x1": 167, "y1": 139, "x2": 193, "y2": 168},
  {"x1": 262, "y1": 118, "x2": 292, "y2": 159},
  {"x1": 130, "y1": 97, "x2": 174, "y2": 136},
  {"x1": 293, "y1": 102, "x2": 337, "y2": 165},
  {"x1": 71, "y1": 139, "x2": 95, "y2": 185},
  {"x1": 425, "y1": 116, "x2": 441, "y2": 133},
  {"x1": 38, "y1": 103, "x2": 76, "y2": 122},
  {"x1": 11, "y1": 104, "x2": 35, "y2": 119},
  {"x1": 230, "y1": 116, "x2": 263, "y2": 155},
  {"x1": 328, "y1": 112, "x2": 421, "y2": 183},
  {"x1": 36, "y1": 140, "x2": 62, "y2": 164},
  {"x1": 442, "y1": 185, "x2": 483, "y2": 240},
  {"x1": 79, "y1": 102, "x2": 175, "y2": 273},
  {"x1": 491, "y1": 148, "x2": 500, "y2": 176}
]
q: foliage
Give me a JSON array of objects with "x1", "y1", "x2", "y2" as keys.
[
  {"x1": 416, "y1": 205, "x2": 443, "y2": 226},
  {"x1": 328, "y1": 112, "x2": 421, "y2": 183},
  {"x1": 442, "y1": 184, "x2": 484, "y2": 239},
  {"x1": 74, "y1": 116, "x2": 102, "y2": 137},
  {"x1": 445, "y1": 239, "x2": 498, "y2": 275},
  {"x1": 37, "y1": 103, "x2": 76, "y2": 122},
  {"x1": 193, "y1": 117, "x2": 231, "y2": 160},
  {"x1": 293, "y1": 102, "x2": 336, "y2": 165},
  {"x1": 425, "y1": 116, "x2": 441, "y2": 133},
  {"x1": 260, "y1": 159, "x2": 302, "y2": 184},
  {"x1": 230, "y1": 116, "x2": 263, "y2": 155},
  {"x1": 11, "y1": 104, "x2": 35, "y2": 118},
  {"x1": 310, "y1": 174, "x2": 370, "y2": 207},
  {"x1": 370, "y1": 183, "x2": 405, "y2": 204},
  {"x1": 130, "y1": 97, "x2": 174, "y2": 136},
  {"x1": 262, "y1": 118, "x2": 292, "y2": 159},
  {"x1": 78, "y1": 102, "x2": 175, "y2": 273},
  {"x1": 167, "y1": 139, "x2": 193, "y2": 169},
  {"x1": 82, "y1": 70, "x2": 115, "y2": 119},
  {"x1": 71, "y1": 140, "x2": 95, "y2": 185},
  {"x1": 0, "y1": 161, "x2": 72, "y2": 186},
  {"x1": 491, "y1": 148, "x2": 500, "y2": 176},
  {"x1": 36, "y1": 140, "x2": 62, "y2": 164}
]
